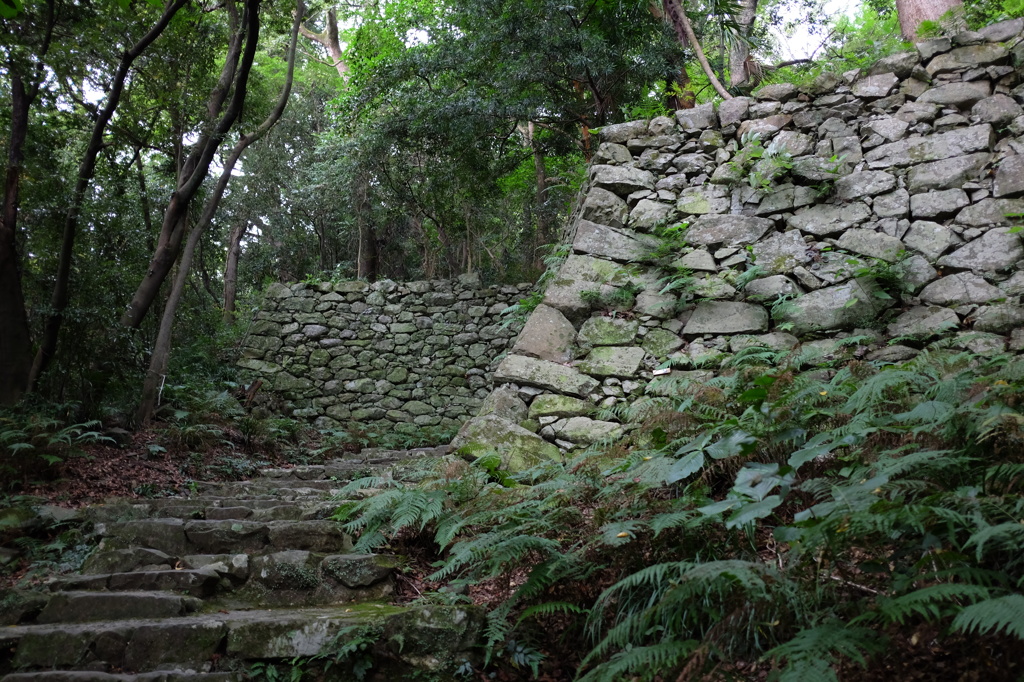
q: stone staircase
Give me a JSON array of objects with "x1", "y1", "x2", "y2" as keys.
[{"x1": 0, "y1": 447, "x2": 481, "y2": 682}]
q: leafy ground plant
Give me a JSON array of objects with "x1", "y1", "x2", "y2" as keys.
[{"x1": 334, "y1": 340, "x2": 1024, "y2": 680}]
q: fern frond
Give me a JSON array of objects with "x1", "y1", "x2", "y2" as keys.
[
  {"x1": 766, "y1": 620, "x2": 883, "y2": 668},
  {"x1": 516, "y1": 601, "x2": 588, "y2": 625},
  {"x1": 578, "y1": 641, "x2": 697, "y2": 682},
  {"x1": 951, "y1": 594, "x2": 1024, "y2": 640}
]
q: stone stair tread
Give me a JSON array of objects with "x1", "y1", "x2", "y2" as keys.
[
  {"x1": 97, "y1": 519, "x2": 351, "y2": 555},
  {"x1": 1, "y1": 671, "x2": 240, "y2": 682},
  {"x1": 3, "y1": 604, "x2": 416, "y2": 671},
  {"x1": 50, "y1": 569, "x2": 221, "y2": 598},
  {"x1": 36, "y1": 591, "x2": 202, "y2": 624}
]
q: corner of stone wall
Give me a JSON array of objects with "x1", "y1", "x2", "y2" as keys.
[{"x1": 457, "y1": 18, "x2": 1024, "y2": 466}]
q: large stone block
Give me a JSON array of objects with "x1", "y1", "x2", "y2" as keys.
[
  {"x1": 906, "y1": 152, "x2": 991, "y2": 192},
  {"x1": 776, "y1": 278, "x2": 892, "y2": 334},
  {"x1": 787, "y1": 203, "x2": 871, "y2": 236},
  {"x1": 452, "y1": 415, "x2": 561, "y2": 471},
  {"x1": 938, "y1": 228, "x2": 1024, "y2": 272},
  {"x1": 511, "y1": 304, "x2": 577, "y2": 364},
  {"x1": 493, "y1": 355, "x2": 599, "y2": 397},
  {"x1": 687, "y1": 214, "x2": 775, "y2": 246},
  {"x1": 573, "y1": 220, "x2": 660, "y2": 262},
  {"x1": 590, "y1": 164, "x2": 656, "y2": 195},
  {"x1": 920, "y1": 273, "x2": 1005, "y2": 306},
  {"x1": 864, "y1": 125, "x2": 994, "y2": 168},
  {"x1": 580, "y1": 187, "x2": 629, "y2": 228},
  {"x1": 682, "y1": 301, "x2": 769, "y2": 335},
  {"x1": 578, "y1": 346, "x2": 646, "y2": 378}
]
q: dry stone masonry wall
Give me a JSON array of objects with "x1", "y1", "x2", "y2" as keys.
[
  {"x1": 455, "y1": 18, "x2": 1024, "y2": 465},
  {"x1": 238, "y1": 274, "x2": 530, "y2": 432}
]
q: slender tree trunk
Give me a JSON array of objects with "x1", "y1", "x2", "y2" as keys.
[
  {"x1": 354, "y1": 174, "x2": 378, "y2": 281},
  {"x1": 222, "y1": 220, "x2": 246, "y2": 323},
  {"x1": 122, "y1": 0, "x2": 257, "y2": 329},
  {"x1": 664, "y1": 0, "x2": 732, "y2": 100},
  {"x1": 524, "y1": 121, "x2": 551, "y2": 272},
  {"x1": 299, "y1": 7, "x2": 349, "y2": 79},
  {"x1": 896, "y1": 0, "x2": 963, "y2": 38},
  {"x1": 28, "y1": 0, "x2": 189, "y2": 390},
  {"x1": 0, "y1": 77, "x2": 35, "y2": 405},
  {"x1": 728, "y1": 0, "x2": 759, "y2": 88},
  {"x1": 137, "y1": 0, "x2": 303, "y2": 423}
]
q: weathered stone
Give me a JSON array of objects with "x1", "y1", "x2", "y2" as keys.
[
  {"x1": 730, "y1": 332, "x2": 799, "y2": 352},
  {"x1": 771, "y1": 131, "x2": 814, "y2": 157},
  {"x1": 868, "y1": 51, "x2": 921, "y2": 78},
  {"x1": 776, "y1": 278, "x2": 892, "y2": 334},
  {"x1": 578, "y1": 316, "x2": 639, "y2": 346},
  {"x1": 896, "y1": 255, "x2": 939, "y2": 293},
  {"x1": 754, "y1": 83, "x2": 798, "y2": 101},
  {"x1": 865, "y1": 125, "x2": 994, "y2": 168},
  {"x1": 753, "y1": 231, "x2": 811, "y2": 275},
  {"x1": 973, "y1": 94, "x2": 1024, "y2": 126},
  {"x1": 853, "y1": 73, "x2": 899, "y2": 98},
  {"x1": 788, "y1": 202, "x2": 872, "y2": 236},
  {"x1": 835, "y1": 171, "x2": 897, "y2": 200},
  {"x1": 593, "y1": 142, "x2": 632, "y2": 165},
  {"x1": 578, "y1": 346, "x2": 646, "y2": 378},
  {"x1": 635, "y1": 290, "x2": 678, "y2": 318},
  {"x1": 906, "y1": 152, "x2": 991, "y2": 192},
  {"x1": 683, "y1": 301, "x2": 768, "y2": 335},
  {"x1": 556, "y1": 417, "x2": 623, "y2": 445},
  {"x1": 574, "y1": 220, "x2": 660, "y2": 262},
  {"x1": 956, "y1": 198, "x2": 1024, "y2": 226},
  {"x1": 493, "y1": 355, "x2": 599, "y2": 397},
  {"x1": 939, "y1": 227, "x2": 1024, "y2": 272},
  {"x1": 862, "y1": 117, "x2": 910, "y2": 142},
  {"x1": 675, "y1": 249, "x2": 717, "y2": 272},
  {"x1": 476, "y1": 385, "x2": 529, "y2": 423},
  {"x1": 994, "y1": 155, "x2": 1024, "y2": 198},
  {"x1": 687, "y1": 214, "x2": 774, "y2": 246},
  {"x1": 717, "y1": 97, "x2": 752, "y2": 126},
  {"x1": 910, "y1": 189, "x2": 970, "y2": 218},
  {"x1": 590, "y1": 165, "x2": 656, "y2": 195},
  {"x1": 321, "y1": 554, "x2": 396, "y2": 588},
  {"x1": 528, "y1": 394, "x2": 593, "y2": 419},
  {"x1": 511, "y1": 304, "x2": 577, "y2": 364},
  {"x1": 690, "y1": 276, "x2": 736, "y2": 300},
  {"x1": 599, "y1": 120, "x2": 648, "y2": 143},
  {"x1": 580, "y1": 187, "x2": 629, "y2": 228},
  {"x1": 744, "y1": 275, "x2": 801, "y2": 299},
  {"x1": 917, "y1": 81, "x2": 993, "y2": 109},
  {"x1": 38, "y1": 591, "x2": 199, "y2": 624},
  {"x1": 836, "y1": 229, "x2": 904, "y2": 262},
  {"x1": 926, "y1": 44, "x2": 1008, "y2": 76},
  {"x1": 676, "y1": 103, "x2": 718, "y2": 131},
  {"x1": 920, "y1": 273, "x2": 1004, "y2": 306},
  {"x1": 903, "y1": 221, "x2": 961, "y2": 260},
  {"x1": 642, "y1": 328, "x2": 684, "y2": 357},
  {"x1": 737, "y1": 114, "x2": 792, "y2": 139},
  {"x1": 676, "y1": 185, "x2": 730, "y2": 215},
  {"x1": 452, "y1": 415, "x2": 561, "y2": 471},
  {"x1": 873, "y1": 189, "x2": 910, "y2": 219},
  {"x1": 974, "y1": 304, "x2": 1024, "y2": 333},
  {"x1": 542, "y1": 254, "x2": 631, "y2": 322},
  {"x1": 628, "y1": 199, "x2": 677, "y2": 231}
]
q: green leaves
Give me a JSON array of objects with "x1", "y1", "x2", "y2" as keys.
[{"x1": 0, "y1": 0, "x2": 23, "y2": 18}]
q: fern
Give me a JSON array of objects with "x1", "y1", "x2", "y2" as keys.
[{"x1": 951, "y1": 594, "x2": 1024, "y2": 640}]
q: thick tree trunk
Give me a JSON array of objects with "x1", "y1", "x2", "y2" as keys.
[
  {"x1": 0, "y1": 77, "x2": 34, "y2": 405},
  {"x1": 137, "y1": 0, "x2": 302, "y2": 423},
  {"x1": 28, "y1": 0, "x2": 189, "y2": 390},
  {"x1": 122, "y1": 0, "x2": 256, "y2": 329},
  {"x1": 896, "y1": 0, "x2": 963, "y2": 38},
  {"x1": 728, "y1": 0, "x2": 758, "y2": 89},
  {"x1": 222, "y1": 220, "x2": 246, "y2": 324},
  {"x1": 299, "y1": 7, "x2": 349, "y2": 79}
]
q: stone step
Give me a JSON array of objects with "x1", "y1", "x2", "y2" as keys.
[
  {"x1": 95, "y1": 519, "x2": 352, "y2": 556},
  {"x1": 36, "y1": 591, "x2": 201, "y2": 624},
  {"x1": 1, "y1": 672, "x2": 240, "y2": 682},
  {"x1": 1, "y1": 604, "x2": 479, "y2": 677},
  {"x1": 53, "y1": 553, "x2": 397, "y2": 610},
  {"x1": 50, "y1": 569, "x2": 222, "y2": 599}
]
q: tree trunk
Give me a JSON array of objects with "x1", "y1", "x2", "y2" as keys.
[
  {"x1": 137, "y1": 0, "x2": 303, "y2": 424},
  {"x1": 122, "y1": 0, "x2": 258, "y2": 329},
  {"x1": 222, "y1": 220, "x2": 246, "y2": 324},
  {"x1": 354, "y1": 174, "x2": 378, "y2": 281},
  {"x1": 525, "y1": 121, "x2": 552, "y2": 272},
  {"x1": 728, "y1": 0, "x2": 758, "y2": 89},
  {"x1": 28, "y1": 0, "x2": 189, "y2": 390},
  {"x1": 0, "y1": 76, "x2": 34, "y2": 405},
  {"x1": 896, "y1": 0, "x2": 963, "y2": 38},
  {"x1": 299, "y1": 7, "x2": 349, "y2": 79},
  {"x1": 664, "y1": 0, "x2": 733, "y2": 100}
]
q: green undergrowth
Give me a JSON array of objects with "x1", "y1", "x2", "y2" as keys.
[{"x1": 333, "y1": 339, "x2": 1024, "y2": 680}]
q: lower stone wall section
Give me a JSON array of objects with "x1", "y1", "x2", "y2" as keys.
[{"x1": 237, "y1": 275, "x2": 530, "y2": 433}]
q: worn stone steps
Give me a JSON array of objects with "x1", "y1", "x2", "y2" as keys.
[{"x1": 2, "y1": 447, "x2": 478, "y2": 680}]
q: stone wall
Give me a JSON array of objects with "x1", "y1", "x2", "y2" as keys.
[
  {"x1": 237, "y1": 275, "x2": 531, "y2": 432},
  {"x1": 455, "y1": 18, "x2": 1024, "y2": 464}
]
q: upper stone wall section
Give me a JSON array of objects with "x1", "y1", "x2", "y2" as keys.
[
  {"x1": 456, "y1": 18, "x2": 1024, "y2": 463},
  {"x1": 237, "y1": 275, "x2": 530, "y2": 434}
]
